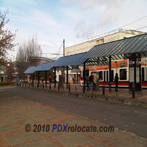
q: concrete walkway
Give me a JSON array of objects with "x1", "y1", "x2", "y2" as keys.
[{"x1": 0, "y1": 86, "x2": 146, "y2": 147}]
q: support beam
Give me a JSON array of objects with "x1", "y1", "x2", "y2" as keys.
[
  {"x1": 66, "y1": 66, "x2": 68, "y2": 88},
  {"x1": 37, "y1": 71, "x2": 39, "y2": 88},
  {"x1": 83, "y1": 62, "x2": 86, "y2": 93},
  {"x1": 97, "y1": 57, "x2": 100, "y2": 65},
  {"x1": 100, "y1": 57, "x2": 108, "y2": 65},
  {"x1": 77, "y1": 72, "x2": 78, "y2": 84},
  {"x1": 134, "y1": 54, "x2": 136, "y2": 90},
  {"x1": 32, "y1": 73, "x2": 34, "y2": 87},
  {"x1": 109, "y1": 56, "x2": 112, "y2": 92},
  {"x1": 54, "y1": 67, "x2": 56, "y2": 88},
  {"x1": 111, "y1": 56, "x2": 117, "y2": 60}
]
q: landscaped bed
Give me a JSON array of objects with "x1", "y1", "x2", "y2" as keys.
[{"x1": 0, "y1": 81, "x2": 14, "y2": 86}]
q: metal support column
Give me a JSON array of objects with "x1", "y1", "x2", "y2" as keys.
[
  {"x1": 97, "y1": 57, "x2": 100, "y2": 91},
  {"x1": 132, "y1": 54, "x2": 136, "y2": 98},
  {"x1": 37, "y1": 71, "x2": 39, "y2": 88},
  {"x1": 109, "y1": 56, "x2": 112, "y2": 92},
  {"x1": 54, "y1": 67, "x2": 56, "y2": 88},
  {"x1": 134, "y1": 55, "x2": 136, "y2": 90},
  {"x1": 83, "y1": 62, "x2": 86, "y2": 93},
  {"x1": 32, "y1": 73, "x2": 34, "y2": 87},
  {"x1": 77, "y1": 72, "x2": 78, "y2": 84},
  {"x1": 66, "y1": 66, "x2": 68, "y2": 88},
  {"x1": 45, "y1": 71, "x2": 47, "y2": 88}
]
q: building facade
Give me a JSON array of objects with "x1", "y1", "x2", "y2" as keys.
[
  {"x1": 65, "y1": 29, "x2": 145, "y2": 56},
  {"x1": 64, "y1": 29, "x2": 146, "y2": 85}
]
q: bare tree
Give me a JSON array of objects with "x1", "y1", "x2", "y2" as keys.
[
  {"x1": 16, "y1": 46, "x2": 28, "y2": 79},
  {"x1": 6, "y1": 60, "x2": 15, "y2": 81},
  {"x1": 26, "y1": 37, "x2": 42, "y2": 66},
  {"x1": 0, "y1": 10, "x2": 16, "y2": 65},
  {"x1": 16, "y1": 37, "x2": 42, "y2": 79}
]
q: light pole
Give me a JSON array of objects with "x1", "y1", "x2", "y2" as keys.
[{"x1": 7, "y1": 63, "x2": 10, "y2": 81}]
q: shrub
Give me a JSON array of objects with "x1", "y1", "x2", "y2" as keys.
[
  {"x1": 0, "y1": 81, "x2": 9, "y2": 86},
  {"x1": 0, "y1": 81, "x2": 14, "y2": 86}
]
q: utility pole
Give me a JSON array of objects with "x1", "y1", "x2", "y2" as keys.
[
  {"x1": 63, "y1": 39, "x2": 65, "y2": 56},
  {"x1": 63, "y1": 39, "x2": 65, "y2": 84}
]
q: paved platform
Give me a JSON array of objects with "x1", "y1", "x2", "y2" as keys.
[
  {"x1": 24, "y1": 83, "x2": 147, "y2": 100},
  {"x1": 0, "y1": 86, "x2": 146, "y2": 147},
  {"x1": 23, "y1": 83, "x2": 147, "y2": 107}
]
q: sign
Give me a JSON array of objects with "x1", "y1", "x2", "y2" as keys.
[
  {"x1": 136, "y1": 67, "x2": 140, "y2": 83},
  {"x1": 129, "y1": 67, "x2": 134, "y2": 83},
  {"x1": 141, "y1": 57, "x2": 147, "y2": 65},
  {"x1": 120, "y1": 61, "x2": 126, "y2": 67}
]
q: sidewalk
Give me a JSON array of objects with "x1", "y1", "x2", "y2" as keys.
[{"x1": 0, "y1": 87, "x2": 146, "y2": 147}]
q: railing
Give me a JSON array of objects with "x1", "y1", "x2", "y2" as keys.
[{"x1": 18, "y1": 81, "x2": 147, "y2": 99}]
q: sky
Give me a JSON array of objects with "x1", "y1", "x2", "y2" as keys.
[{"x1": 0, "y1": 0, "x2": 147, "y2": 60}]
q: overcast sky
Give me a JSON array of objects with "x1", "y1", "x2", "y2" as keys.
[{"x1": 0, "y1": 0, "x2": 147, "y2": 60}]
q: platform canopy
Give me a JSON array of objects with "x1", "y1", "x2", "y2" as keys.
[
  {"x1": 25, "y1": 33, "x2": 147, "y2": 73},
  {"x1": 53, "y1": 52, "x2": 86, "y2": 67},
  {"x1": 81, "y1": 33, "x2": 147, "y2": 65},
  {"x1": 35, "y1": 61, "x2": 55, "y2": 72},
  {"x1": 24, "y1": 66, "x2": 37, "y2": 74}
]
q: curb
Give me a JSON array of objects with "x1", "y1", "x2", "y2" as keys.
[
  {"x1": 47, "y1": 90, "x2": 147, "y2": 108},
  {"x1": 19, "y1": 86, "x2": 147, "y2": 108}
]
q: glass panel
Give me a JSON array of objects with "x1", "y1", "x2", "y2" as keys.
[
  {"x1": 120, "y1": 69, "x2": 127, "y2": 80},
  {"x1": 107, "y1": 71, "x2": 109, "y2": 81},
  {"x1": 99, "y1": 71, "x2": 103, "y2": 80},
  {"x1": 111, "y1": 70, "x2": 114, "y2": 82}
]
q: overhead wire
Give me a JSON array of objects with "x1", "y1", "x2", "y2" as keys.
[
  {"x1": 88, "y1": 16, "x2": 147, "y2": 41},
  {"x1": 51, "y1": 41, "x2": 63, "y2": 60}
]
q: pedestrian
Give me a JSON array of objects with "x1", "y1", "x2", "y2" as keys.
[
  {"x1": 49, "y1": 77, "x2": 52, "y2": 83},
  {"x1": 42, "y1": 79, "x2": 44, "y2": 86},
  {"x1": 72, "y1": 76, "x2": 75, "y2": 84},
  {"x1": 89, "y1": 74, "x2": 93, "y2": 91},
  {"x1": 86, "y1": 76, "x2": 89, "y2": 91},
  {"x1": 115, "y1": 73, "x2": 119, "y2": 92}
]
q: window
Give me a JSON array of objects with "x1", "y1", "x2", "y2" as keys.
[
  {"x1": 107, "y1": 71, "x2": 109, "y2": 81},
  {"x1": 120, "y1": 69, "x2": 127, "y2": 80},
  {"x1": 103, "y1": 71, "x2": 109, "y2": 81},
  {"x1": 104, "y1": 71, "x2": 106, "y2": 81},
  {"x1": 146, "y1": 67, "x2": 147, "y2": 81},
  {"x1": 111, "y1": 70, "x2": 114, "y2": 82},
  {"x1": 105, "y1": 70, "x2": 113, "y2": 81},
  {"x1": 99, "y1": 71, "x2": 103, "y2": 80}
]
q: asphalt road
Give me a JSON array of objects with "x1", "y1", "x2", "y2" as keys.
[{"x1": 1, "y1": 86, "x2": 147, "y2": 138}]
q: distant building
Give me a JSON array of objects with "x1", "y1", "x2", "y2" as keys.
[
  {"x1": 0, "y1": 56, "x2": 54, "y2": 82},
  {"x1": 65, "y1": 29, "x2": 145, "y2": 56},
  {"x1": 0, "y1": 66, "x2": 5, "y2": 82},
  {"x1": 0, "y1": 62, "x2": 16, "y2": 82}
]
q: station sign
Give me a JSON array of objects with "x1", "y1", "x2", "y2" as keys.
[{"x1": 141, "y1": 57, "x2": 147, "y2": 65}]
